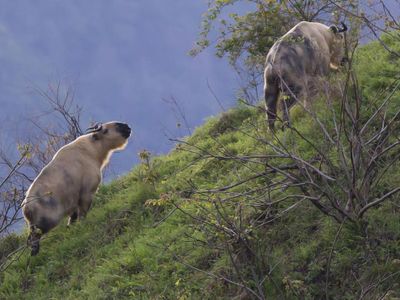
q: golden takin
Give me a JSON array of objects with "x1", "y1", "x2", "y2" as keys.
[
  {"x1": 22, "y1": 121, "x2": 131, "y2": 255},
  {"x1": 264, "y1": 21, "x2": 348, "y2": 130}
]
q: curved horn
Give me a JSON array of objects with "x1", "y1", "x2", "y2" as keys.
[
  {"x1": 329, "y1": 25, "x2": 338, "y2": 34},
  {"x1": 85, "y1": 123, "x2": 103, "y2": 134},
  {"x1": 338, "y1": 22, "x2": 348, "y2": 33}
]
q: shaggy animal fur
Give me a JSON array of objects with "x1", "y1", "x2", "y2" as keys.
[
  {"x1": 264, "y1": 21, "x2": 347, "y2": 130},
  {"x1": 22, "y1": 121, "x2": 131, "y2": 255}
]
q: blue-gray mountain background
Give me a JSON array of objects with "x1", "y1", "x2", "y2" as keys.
[{"x1": 0, "y1": 0, "x2": 244, "y2": 177}]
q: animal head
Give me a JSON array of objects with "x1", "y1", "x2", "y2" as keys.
[
  {"x1": 328, "y1": 22, "x2": 347, "y2": 69},
  {"x1": 86, "y1": 121, "x2": 131, "y2": 150}
]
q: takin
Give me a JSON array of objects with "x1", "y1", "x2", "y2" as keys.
[
  {"x1": 22, "y1": 121, "x2": 131, "y2": 255},
  {"x1": 264, "y1": 21, "x2": 348, "y2": 130}
]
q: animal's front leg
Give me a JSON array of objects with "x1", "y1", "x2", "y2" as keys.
[
  {"x1": 67, "y1": 211, "x2": 78, "y2": 227},
  {"x1": 78, "y1": 193, "x2": 93, "y2": 219}
]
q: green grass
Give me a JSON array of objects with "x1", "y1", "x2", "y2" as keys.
[{"x1": 1, "y1": 36, "x2": 400, "y2": 299}]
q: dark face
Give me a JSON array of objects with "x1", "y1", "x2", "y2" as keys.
[
  {"x1": 329, "y1": 23, "x2": 347, "y2": 67},
  {"x1": 330, "y1": 33, "x2": 345, "y2": 66},
  {"x1": 115, "y1": 122, "x2": 131, "y2": 139},
  {"x1": 86, "y1": 121, "x2": 132, "y2": 150}
]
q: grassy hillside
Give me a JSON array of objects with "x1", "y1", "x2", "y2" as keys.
[{"x1": 1, "y1": 36, "x2": 400, "y2": 299}]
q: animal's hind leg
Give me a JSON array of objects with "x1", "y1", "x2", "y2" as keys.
[
  {"x1": 265, "y1": 80, "x2": 280, "y2": 131},
  {"x1": 27, "y1": 225, "x2": 42, "y2": 256}
]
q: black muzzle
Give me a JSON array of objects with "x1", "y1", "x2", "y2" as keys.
[{"x1": 116, "y1": 123, "x2": 131, "y2": 138}]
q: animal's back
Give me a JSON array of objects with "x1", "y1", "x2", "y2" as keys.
[
  {"x1": 22, "y1": 140, "x2": 91, "y2": 227},
  {"x1": 266, "y1": 21, "x2": 331, "y2": 77}
]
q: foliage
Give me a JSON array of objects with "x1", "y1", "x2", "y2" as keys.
[
  {"x1": 190, "y1": 0, "x2": 286, "y2": 69},
  {"x1": 190, "y1": 0, "x2": 354, "y2": 81}
]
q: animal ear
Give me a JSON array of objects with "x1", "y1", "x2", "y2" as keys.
[
  {"x1": 86, "y1": 123, "x2": 103, "y2": 134},
  {"x1": 329, "y1": 25, "x2": 339, "y2": 34},
  {"x1": 338, "y1": 22, "x2": 348, "y2": 33}
]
